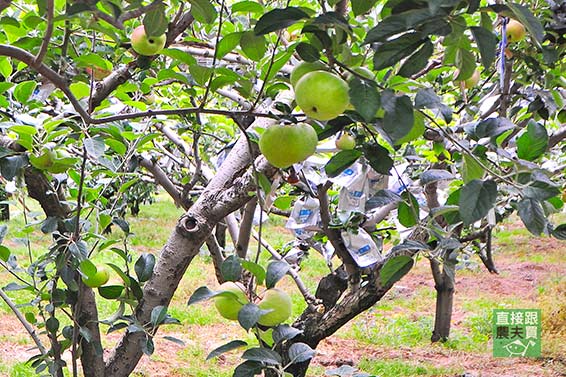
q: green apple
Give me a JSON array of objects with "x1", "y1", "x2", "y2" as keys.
[
  {"x1": 506, "y1": 19, "x2": 526, "y2": 43},
  {"x1": 257, "y1": 288, "x2": 292, "y2": 327},
  {"x1": 335, "y1": 133, "x2": 356, "y2": 150},
  {"x1": 295, "y1": 71, "x2": 349, "y2": 121},
  {"x1": 259, "y1": 123, "x2": 318, "y2": 168},
  {"x1": 213, "y1": 282, "x2": 248, "y2": 321},
  {"x1": 82, "y1": 268, "x2": 110, "y2": 288},
  {"x1": 464, "y1": 70, "x2": 480, "y2": 89},
  {"x1": 130, "y1": 25, "x2": 166, "y2": 56},
  {"x1": 290, "y1": 61, "x2": 326, "y2": 87},
  {"x1": 348, "y1": 66, "x2": 375, "y2": 81}
]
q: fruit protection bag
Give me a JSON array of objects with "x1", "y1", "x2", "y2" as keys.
[
  {"x1": 285, "y1": 196, "x2": 321, "y2": 235},
  {"x1": 341, "y1": 228, "x2": 383, "y2": 267},
  {"x1": 337, "y1": 166, "x2": 370, "y2": 222}
]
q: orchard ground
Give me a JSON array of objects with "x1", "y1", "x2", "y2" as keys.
[{"x1": 0, "y1": 193, "x2": 564, "y2": 377}]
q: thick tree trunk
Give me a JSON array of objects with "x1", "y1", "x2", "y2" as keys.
[{"x1": 430, "y1": 258, "x2": 455, "y2": 342}]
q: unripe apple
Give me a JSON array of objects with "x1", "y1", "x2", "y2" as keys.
[
  {"x1": 290, "y1": 61, "x2": 326, "y2": 87},
  {"x1": 348, "y1": 67, "x2": 375, "y2": 81},
  {"x1": 259, "y1": 123, "x2": 318, "y2": 168},
  {"x1": 130, "y1": 25, "x2": 166, "y2": 56},
  {"x1": 335, "y1": 133, "x2": 356, "y2": 150},
  {"x1": 82, "y1": 268, "x2": 110, "y2": 288},
  {"x1": 295, "y1": 71, "x2": 350, "y2": 121},
  {"x1": 213, "y1": 282, "x2": 248, "y2": 320},
  {"x1": 506, "y1": 19, "x2": 526, "y2": 43},
  {"x1": 257, "y1": 288, "x2": 292, "y2": 327},
  {"x1": 454, "y1": 69, "x2": 480, "y2": 89}
]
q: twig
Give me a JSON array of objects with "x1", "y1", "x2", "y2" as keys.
[
  {"x1": 34, "y1": 0, "x2": 54, "y2": 65},
  {"x1": 0, "y1": 288, "x2": 47, "y2": 355}
]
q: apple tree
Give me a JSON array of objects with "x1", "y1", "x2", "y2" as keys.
[{"x1": 0, "y1": 0, "x2": 564, "y2": 376}]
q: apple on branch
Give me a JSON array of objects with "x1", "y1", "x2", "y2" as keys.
[
  {"x1": 295, "y1": 71, "x2": 350, "y2": 121},
  {"x1": 259, "y1": 123, "x2": 318, "y2": 168},
  {"x1": 130, "y1": 25, "x2": 166, "y2": 56}
]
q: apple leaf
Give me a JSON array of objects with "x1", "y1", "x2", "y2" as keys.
[
  {"x1": 295, "y1": 42, "x2": 320, "y2": 62},
  {"x1": 143, "y1": 2, "x2": 168, "y2": 36},
  {"x1": 206, "y1": 340, "x2": 248, "y2": 360},
  {"x1": 461, "y1": 153, "x2": 485, "y2": 183},
  {"x1": 381, "y1": 92, "x2": 414, "y2": 144},
  {"x1": 217, "y1": 32, "x2": 243, "y2": 59},
  {"x1": 352, "y1": 0, "x2": 378, "y2": 16},
  {"x1": 0, "y1": 245, "x2": 10, "y2": 262},
  {"x1": 98, "y1": 285, "x2": 124, "y2": 300},
  {"x1": 362, "y1": 143, "x2": 393, "y2": 175},
  {"x1": 324, "y1": 150, "x2": 362, "y2": 178},
  {"x1": 288, "y1": 342, "x2": 315, "y2": 364},
  {"x1": 397, "y1": 191, "x2": 419, "y2": 227},
  {"x1": 240, "y1": 31, "x2": 267, "y2": 62},
  {"x1": 454, "y1": 47, "x2": 476, "y2": 81},
  {"x1": 234, "y1": 361, "x2": 264, "y2": 377},
  {"x1": 254, "y1": 7, "x2": 310, "y2": 36},
  {"x1": 470, "y1": 26, "x2": 498, "y2": 70},
  {"x1": 516, "y1": 120, "x2": 548, "y2": 161},
  {"x1": 242, "y1": 347, "x2": 282, "y2": 365},
  {"x1": 414, "y1": 88, "x2": 452, "y2": 123},
  {"x1": 372, "y1": 32, "x2": 427, "y2": 70},
  {"x1": 420, "y1": 169, "x2": 454, "y2": 185},
  {"x1": 366, "y1": 189, "x2": 402, "y2": 210},
  {"x1": 232, "y1": 1, "x2": 264, "y2": 14},
  {"x1": 272, "y1": 324, "x2": 302, "y2": 344},
  {"x1": 266, "y1": 260, "x2": 290, "y2": 289},
  {"x1": 237, "y1": 303, "x2": 263, "y2": 331},
  {"x1": 150, "y1": 305, "x2": 168, "y2": 327},
  {"x1": 380, "y1": 255, "x2": 414, "y2": 287},
  {"x1": 221, "y1": 255, "x2": 242, "y2": 282},
  {"x1": 241, "y1": 260, "x2": 266, "y2": 286},
  {"x1": 349, "y1": 77, "x2": 380, "y2": 122},
  {"x1": 189, "y1": 0, "x2": 218, "y2": 24},
  {"x1": 398, "y1": 38, "x2": 433, "y2": 78},
  {"x1": 458, "y1": 179, "x2": 497, "y2": 225},
  {"x1": 551, "y1": 224, "x2": 566, "y2": 240},
  {"x1": 134, "y1": 253, "x2": 155, "y2": 283},
  {"x1": 517, "y1": 198, "x2": 547, "y2": 236}
]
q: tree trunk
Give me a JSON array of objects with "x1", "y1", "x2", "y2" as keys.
[{"x1": 430, "y1": 258, "x2": 456, "y2": 342}]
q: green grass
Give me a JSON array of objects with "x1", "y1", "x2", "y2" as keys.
[{"x1": 358, "y1": 358, "x2": 463, "y2": 376}]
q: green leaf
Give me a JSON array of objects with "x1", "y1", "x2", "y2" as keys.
[
  {"x1": 348, "y1": 77, "x2": 380, "y2": 122},
  {"x1": 142, "y1": 336, "x2": 154, "y2": 355},
  {"x1": 13, "y1": 81, "x2": 37, "y2": 104},
  {"x1": 189, "y1": 64, "x2": 213, "y2": 86},
  {"x1": 324, "y1": 150, "x2": 362, "y2": 178},
  {"x1": 187, "y1": 286, "x2": 218, "y2": 306},
  {"x1": 272, "y1": 324, "x2": 302, "y2": 344},
  {"x1": 134, "y1": 253, "x2": 155, "y2": 283},
  {"x1": 454, "y1": 47, "x2": 476, "y2": 81},
  {"x1": 0, "y1": 245, "x2": 10, "y2": 262},
  {"x1": 265, "y1": 260, "x2": 290, "y2": 289},
  {"x1": 517, "y1": 198, "x2": 547, "y2": 236},
  {"x1": 272, "y1": 195, "x2": 297, "y2": 211},
  {"x1": 0, "y1": 56, "x2": 13, "y2": 79},
  {"x1": 461, "y1": 154, "x2": 485, "y2": 183},
  {"x1": 240, "y1": 31, "x2": 266, "y2": 62},
  {"x1": 237, "y1": 303, "x2": 262, "y2": 331},
  {"x1": 189, "y1": 0, "x2": 218, "y2": 24},
  {"x1": 288, "y1": 342, "x2": 315, "y2": 364},
  {"x1": 143, "y1": 2, "x2": 168, "y2": 36},
  {"x1": 232, "y1": 1, "x2": 264, "y2": 14},
  {"x1": 362, "y1": 143, "x2": 393, "y2": 175},
  {"x1": 161, "y1": 48, "x2": 197, "y2": 66},
  {"x1": 46, "y1": 317, "x2": 59, "y2": 334},
  {"x1": 240, "y1": 260, "x2": 266, "y2": 286},
  {"x1": 470, "y1": 26, "x2": 498, "y2": 70},
  {"x1": 398, "y1": 39, "x2": 433, "y2": 78},
  {"x1": 98, "y1": 285, "x2": 124, "y2": 299},
  {"x1": 397, "y1": 191, "x2": 419, "y2": 227},
  {"x1": 150, "y1": 305, "x2": 168, "y2": 327},
  {"x1": 352, "y1": 0, "x2": 378, "y2": 16},
  {"x1": 507, "y1": 3, "x2": 544, "y2": 43},
  {"x1": 79, "y1": 259, "x2": 98, "y2": 278},
  {"x1": 221, "y1": 255, "x2": 242, "y2": 281},
  {"x1": 254, "y1": 7, "x2": 310, "y2": 36},
  {"x1": 516, "y1": 120, "x2": 548, "y2": 161},
  {"x1": 206, "y1": 340, "x2": 248, "y2": 360},
  {"x1": 84, "y1": 137, "x2": 105, "y2": 158},
  {"x1": 234, "y1": 361, "x2": 264, "y2": 377},
  {"x1": 217, "y1": 32, "x2": 242, "y2": 59},
  {"x1": 458, "y1": 179, "x2": 497, "y2": 225},
  {"x1": 295, "y1": 42, "x2": 320, "y2": 62},
  {"x1": 242, "y1": 347, "x2": 282, "y2": 365},
  {"x1": 381, "y1": 92, "x2": 414, "y2": 143},
  {"x1": 372, "y1": 33, "x2": 426, "y2": 70},
  {"x1": 414, "y1": 88, "x2": 452, "y2": 123},
  {"x1": 380, "y1": 255, "x2": 414, "y2": 286}
]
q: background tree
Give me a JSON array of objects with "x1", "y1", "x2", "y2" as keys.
[{"x1": 0, "y1": 0, "x2": 564, "y2": 376}]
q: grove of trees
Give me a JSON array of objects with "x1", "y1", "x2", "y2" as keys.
[{"x1": 0, "y1": 0, "x2": 564, "y2": 376}]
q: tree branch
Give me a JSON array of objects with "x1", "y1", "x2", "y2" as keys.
[{"x1": 34, "y1": 0, "x2": 54, "y2": 65}]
